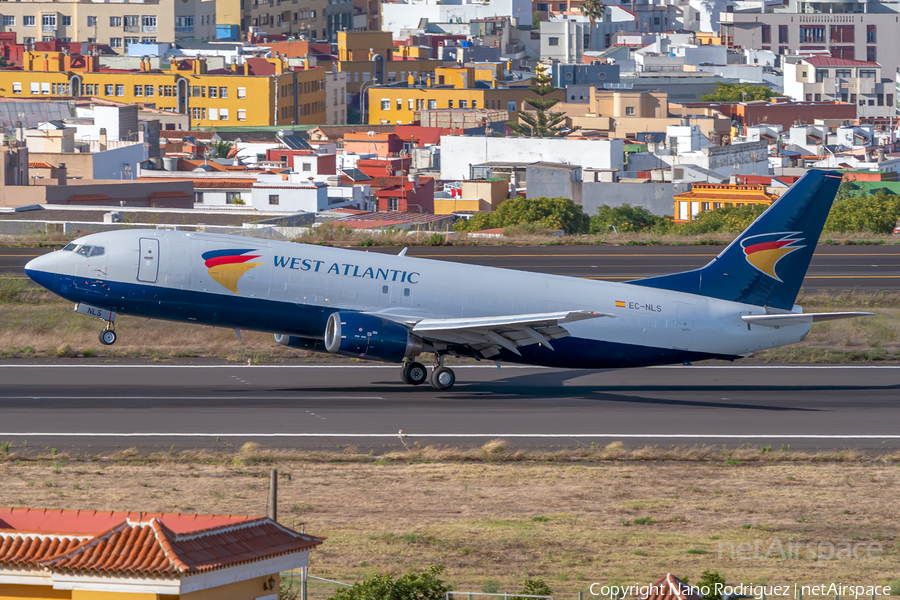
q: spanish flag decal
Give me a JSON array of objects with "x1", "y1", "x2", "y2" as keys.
[{"x1": 615, "y1": 300, "x2": 626, "y2": 308}]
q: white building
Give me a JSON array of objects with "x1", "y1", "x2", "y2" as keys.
[
  {"x1": 783, "y1": 57, "x2": 892, "y2": 119},
  {"x1": 325, "y1": 70, "x2": 349, "y2": 125},
  {"x1": 381, "y1": 0, "x2": 531, "y2": 37},
  {"x1": 250, "y1": 173, "x2": 367, "y2": 212},
  {"x1": 439, "y1": 136, "x2": 624, "y2": 181}
]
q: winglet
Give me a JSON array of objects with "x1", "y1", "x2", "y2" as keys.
[{"x1": 399, "y1": 247, "x2": 408, "y2": 257}]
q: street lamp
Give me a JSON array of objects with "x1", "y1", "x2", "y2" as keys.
[{"x1": 359, "y1": 79, "x2": 373, "y2": 125}]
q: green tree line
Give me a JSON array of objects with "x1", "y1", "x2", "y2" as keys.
[{"x1": 453, "y1": 191, "x2": 900, "y2": 236}]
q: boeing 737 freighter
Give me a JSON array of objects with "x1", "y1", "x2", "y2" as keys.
[{"x1": 25, "y1": 169, "x2": 871, "y2": 390}]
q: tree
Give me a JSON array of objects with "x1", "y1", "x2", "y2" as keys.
[
  {"x1": 824, "y1": 190, "x2": 900, "y2": 234},
  {"x1": 514, "y1": 579, "x2": 553, "y2": 600},
  {"x1": 455, "y1": 196, "x2": 590, "y2": 235},
  {"x1": 590, "y1": 204, "x2": 664, "y2": 234},
  {"x1": 695, "y1": 570, "x2": 726, "y2": 600},
  {"x1": 700, "y1": 82, "x2": 774, "y2": 103},
  {"x1": 532, "y1": 10, "x2": 541, "y2": 29},
  {"x1": 208, "y1": 140, "x2": 234, "y2": 159},
  {"x1": 507, "y1": 65, "x2": 575, "y2": 138},
  {"x1": 328, "y1": 564, "x2": 449, "y2": 600},
  {"x1": 835, "y1": 174, "x2": 859, "y2": 202},
  {"x1": 579, "y1": 0, "x2": 606, "y2": 30}
]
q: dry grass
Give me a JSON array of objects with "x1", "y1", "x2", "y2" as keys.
[{"x1": 0, "y1": 452, "x2": 897, "y2": 599}]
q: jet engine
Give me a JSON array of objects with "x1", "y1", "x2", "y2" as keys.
[
  {"x1": 273, "y1": 334, "x2": 328, "y2": 352},
  {"x1": 324, "y1": 312, "x2": 424, "y2": 362}
]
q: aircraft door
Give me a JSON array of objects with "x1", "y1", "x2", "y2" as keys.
[
  {"x1": 674, "y1": 304, "x2": 694, "y2": 350},
  {"x1": 137, "y1": 237, "x2": 160, "y2": 283}
]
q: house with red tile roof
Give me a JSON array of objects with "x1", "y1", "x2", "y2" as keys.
[
  {"x1": 0, "y1": 508, "x2": 322, "y2": 599},
  {"x1": 783, "y1": 56, "x2": 891, "y2": 121}
]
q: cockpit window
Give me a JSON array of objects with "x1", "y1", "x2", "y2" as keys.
[{"x1": 63, "y1": 244, "x2": 105, "y2": 257}]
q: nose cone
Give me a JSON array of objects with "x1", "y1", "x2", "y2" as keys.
[{"x1": 24, "y1": 253, "x2": 58, "y2": 290}]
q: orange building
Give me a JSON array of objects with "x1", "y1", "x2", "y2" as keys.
[{"x1": 673, "y1": 183, "x2": 777, "y2": 222}]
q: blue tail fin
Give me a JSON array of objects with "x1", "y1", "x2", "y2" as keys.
[{"x1": 631, "y1": 169, "x2": 842, "y2": 310}]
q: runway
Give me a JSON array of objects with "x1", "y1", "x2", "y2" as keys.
[
  {"x1": 0, "y1": 363, "x2": 898, "y2": 452},
  {"x1": 4, "y1": 245, "x2": 900, "y2": 291}
]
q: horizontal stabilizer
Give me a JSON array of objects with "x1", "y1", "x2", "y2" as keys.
[{"x1": 741, "y1": 312, "x2": 874, "y2": 328}]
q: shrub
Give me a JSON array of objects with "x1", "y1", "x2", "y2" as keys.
[
  {"x1": 590, "y1": 204, "x2": 666, "y2": 234},
  {"x1": 824, "y1": 190, "x2": 900, "y2": 234},
  {"x1": 454, "y1": 196, "x2": 590, "y2": 235},
  {"x1": 0, "y1": 273, "x2": 28, "y2": 302},
  {"x1": 328, "y1": 564, "x2": 448, "y2": 600}
]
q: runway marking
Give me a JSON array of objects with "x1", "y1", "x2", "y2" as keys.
[
  {"x1": 0, "y1": 395, "x2": 384, "y2": 400},
  {"x1": 0, "y1": 433, "x2": 896, "y2": 439}
]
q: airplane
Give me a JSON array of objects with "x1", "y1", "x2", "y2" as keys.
[{"x1": 25, "y1": 169, "x2": 872, "y2": 390}]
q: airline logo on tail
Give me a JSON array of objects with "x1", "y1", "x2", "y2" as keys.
[
  {"x1": 202, "y1": 248, "x2": 262, "y2": 294},
  {"x1": 741, "y1": 232, "x2": 805, "y2": 283}
]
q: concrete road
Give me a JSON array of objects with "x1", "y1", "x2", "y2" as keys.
[
  {"x1": 0, "y1": 363, "x2": 898, "y2": 452},
  {"x1": 4, "y1": 245, "x2": 900, "y2": 291}
]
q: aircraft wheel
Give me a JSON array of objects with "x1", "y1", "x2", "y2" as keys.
[
  {"x1": 430, "y1": 366, "x2": 455, "y2": 391},
  {"x1": 405, "y1": 361, "x2": 428, "y2": 385},
  {"x1": 99, "y1": 329, "x2": 117, "y2": 346}
]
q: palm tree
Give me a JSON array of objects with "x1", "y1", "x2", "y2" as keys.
[
  {"x1": 579, "y1": 0, "x2": 606, "y2": 29},
  {"x1": 208, "y1": 140, "x2": 233, "y2": 159}
]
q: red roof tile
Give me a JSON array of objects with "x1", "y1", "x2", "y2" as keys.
[
  {"x1": 0, "y1": 509, "x2": 322, "y2": 577},
  {"x1": 805, "y1": 56, "x2": 879, "y2": 67},
  {"x1": 29, "y1": 161, "x2": 54, "y2": 169}
]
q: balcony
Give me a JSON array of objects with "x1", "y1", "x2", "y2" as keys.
[
  {"x1": 142, "y1": 25, "x2": 157, "y2": 32},
  {"x1": 175, "y1": 25, "x2": 193, "y2": 32},
  {"x1": 125, "y1": 25, "x2": 140, "y2": 31},
  {"x1": 42, "y1": 24, "x2": 57, "y2": 32}
]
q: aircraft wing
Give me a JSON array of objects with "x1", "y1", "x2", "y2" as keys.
[
  {"x1": 741, "y1": 311, "x2": 874, "y2": 328},
  {"x1": 407, "y1": 310, "x2": 613, "y2": 358}
]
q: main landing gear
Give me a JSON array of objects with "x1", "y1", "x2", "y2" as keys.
[{"x1": 400, "y1": 356, "x2": 456, "y2": 390}]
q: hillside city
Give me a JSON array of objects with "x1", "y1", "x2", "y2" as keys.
[{"x1": 0, "y1": 0, "x2": 897, "y2": 235}]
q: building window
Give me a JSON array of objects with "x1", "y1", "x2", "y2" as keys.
[
  {"x1": 388, "y1": 197, "x2": 398, "y2": 211},
  {"x1": 208, "y1": 86, "x2": 217, "y2": 98},
  {"x1": 381, "y1": 99, "x2": 390, "y2": 110},
  {"x1": 145, "y1": 85, "x2": 154, "y2": 96},
  {"x1": 548, "y1": 36, "x2": 559, "y2": 46},
  {"x1": 867, "y1": 24, "x2": 876, "y2": 43},
  {"x1": 226, "y1": 192, "x2": 241, "y2": 204},
  {"x1": 237, "y1": 109, "x2": 246, "y2": 121},
  {"x1": 460, "y1": 100, "x2": 467, "y2": 108},
  {"x1": 799, "y1": 26, "x2": 824, "y2": 43},
  {"x1": 12, "y1": 82, "x2": 21, "y2": 94},
  {"x1": 141, "y1": 15, "x2": 156, "y2": 32},
  {"x1": 110, "y1": 37, "x2": 122, "y2": 48},
  {"x1": 237, "y1": 87, "x2": 246, "y2": 99},
  {"x1": 302, "y1": 162, "x2": 311, "y2": 171},
  {"x1": 427, "y1": 99, "x2": 436, "y2": 109},
  {"x1": 86, "y1": 16, "x2": 97, "y2": 26},
  {"x1": 2, "y1": 16, "x2": 14, "y2": 26},
  {"x1": 269, "y1": 194, "x2": 279, "y2": 205},
  {"x1": 396, "y1": 98, "x2": 402, "y2": 110},
  {"x1": 867, "y1": 46, "x2": 876, "y2": 62},
  {"x1": 219, "y1": 87, "x2": 228, "y2": 98},
  {"x1": 761, "y1": 25, "x2": 770, "y2": 44},
  {"x1": 209, "y1": 108, "x2": 218, "y2": 120},
  {"x1": 408, "y1": 98, "x2": 414, "y2": 110},
  {"x1": 24, "y1": 16, "x2": 35, "y2": 27},
  {"x1": 105, "y1": 84, "x2": 114, "y2": 96},
  {"x1": 30, "y1": 82, "x2": 39, "y2": 94},
  {"x1": 507, "y1": 100, "x2": 517, "y2": 111},
  {"x1": 191, "y1": 107, "x2": 206, "y2": 119},
  {"x1": 625, "y1": 106, "x2": 635, "y2": 115},
  {"x1": 220, "y1": 108, "x2": 229, "y2": 120},
  {"x1": 832, "y1": 46, "x2": 854, "y2": 60},
  {"x1": 816, "y1": 68, "x2": 827, "y2": 82},
  {"x1": 115, "y1": 84, "x2": 124, "y2": 96},
  {"x1": 132, "y1": 85, "x2": 142, "y2": 97},
  {"x1": 835, "y1": 69, "x2": 852, "y2": 78},
  {"x1": 829, "y1": 24, "x2": 853, "y2": 43},
  {"x1": 84, "y1": 83, "x2": 94, "y2": 95},
  {"x1": 191, "y1": 85, "x2": 205, "y2": 98},
  {"x1": 472, "y1": 100, "x2": 477, "y2": 109},
  {"x1": 448, "y1": 100, "x2": 453, "y2": 108},
  {"x1": 778, "y1": 24, "x2": 788, "y2": 43},
  {"x1": 41, "y1": 82, "x2": 50, "y2": 95},
  {"x1": 860, "y1": 69, "x2": 877, "y2": 78},
  {"x1": 110, "y1": 16, "x2": 122, "y2": 27}
]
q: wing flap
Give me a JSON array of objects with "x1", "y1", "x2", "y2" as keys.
[{"x1": 741, "y1": 312, "x2": 874, "y2": 327}]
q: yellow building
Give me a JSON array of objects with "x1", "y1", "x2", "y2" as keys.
[
  {"x1": 673, "y1": 183, "x2": 777, "y2": 222},
  {"x1": 434, "y1": 178, "x2": 509, "y2": 214},
  {"x1": 0, "y1": 52, "x2": 326, "y2": 128},
  {"x1": 366, "y1": 70, "x2": 562, "y2": 125},
  {"x1": 0, "y1": 507, "x2": 322, "y2": 600}
]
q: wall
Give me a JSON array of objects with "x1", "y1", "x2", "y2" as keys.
[
  {"x1": 526, "y1": 166, "x2": 582, "y2": 205},
  {"x1": 92, "y1": 144, "x2": 149, "y2": 180},
  {"x1": 440, "y1": 136, "x2": 625, "y2": 181},
  {"x1": 581, "y1": 181, "x2": 690, "y2": 217},
  {"x1": 179, "y1": 574, "x2": 279, "y2": 600},
  {"x1": 250, "y1": 185, "x2": 328, "y2": 212}
]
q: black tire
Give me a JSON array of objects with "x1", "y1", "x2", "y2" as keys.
[
  {"x1": 99, "y1": 329, "x2": 117, "y2": 346},
  {"x1": 430, "y1": 366, "x2": 455, "y2": 390},
  {"x1": 406, "y1": 362, "x2": 428, "y2": 385}
]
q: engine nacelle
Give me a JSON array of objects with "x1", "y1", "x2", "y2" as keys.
[
  {"x1": 273, "y1": 334, "x2": 328, "y2": 352},
  {"x1": 324, "y1": 312, "x2": 423, "y2": 362}
]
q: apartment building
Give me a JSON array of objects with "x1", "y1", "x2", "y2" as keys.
[
  {"x1": 366, "y1": 66, "x2": 563, "y2": 125},
  {"x1": 0, "y1": 0, "x2": 218, "y2": 52},
  {"x1": 245, "y1": 0, "x2": 351, "y2": 40},
  {"x1": 0, "y1": 51, "x2": 327, "y2": 127},
  {"x1": 783, "y1": 56, "x2": 893, "y2": 119}
]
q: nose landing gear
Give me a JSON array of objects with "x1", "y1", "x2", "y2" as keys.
[{"x1": 99, "y1": 328, "x2": 117, "y2": 345}]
